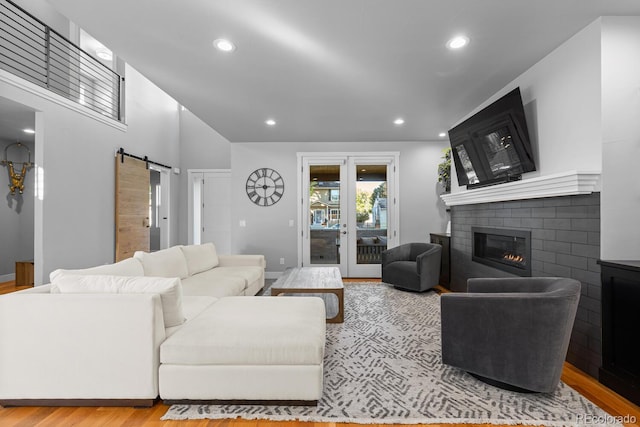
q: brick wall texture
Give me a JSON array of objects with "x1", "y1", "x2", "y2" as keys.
[{"x1": 450, "y1": 192, "x2": 601, "y2": 378}]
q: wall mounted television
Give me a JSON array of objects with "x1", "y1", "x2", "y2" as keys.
[{"x1": 448, "y1": 87, "x2": 536, "y2": 189}]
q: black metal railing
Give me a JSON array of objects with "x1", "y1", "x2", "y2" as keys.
[{"x1": 0, "y1": 0, "x2": 123, "y2": 121}]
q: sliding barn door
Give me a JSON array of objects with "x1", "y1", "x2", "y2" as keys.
[{"x1": 115, "y1": 155, "x2": 150, "y2": 261}]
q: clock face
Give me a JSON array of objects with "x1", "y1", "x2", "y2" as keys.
[{"x1": 246, "y1": 168, "x2": 284, "y2": 206}]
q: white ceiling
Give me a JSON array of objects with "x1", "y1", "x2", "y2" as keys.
[{"x1": 31, "y1": 1, "x2": 640, "y2": 142}]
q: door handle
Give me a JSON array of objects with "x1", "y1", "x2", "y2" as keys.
[
  {"x1": 143, "y1": 217, "x2": 150, "y2": 228},
  {"x1": 342, "y1": 231, "x2": 347, "y2": 234}
]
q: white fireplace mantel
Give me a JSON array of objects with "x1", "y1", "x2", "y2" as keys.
[{"x1": 440, "y1": 171, "x2": 601, "y2": 207}]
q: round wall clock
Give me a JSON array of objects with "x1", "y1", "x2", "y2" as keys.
[{"x1": 245, "y1": 168, "x2": 284, "y2": 206}]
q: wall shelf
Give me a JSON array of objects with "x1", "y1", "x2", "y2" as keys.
[{"x1": 440, "y1": 170, "x2": 601, "y2": 206}]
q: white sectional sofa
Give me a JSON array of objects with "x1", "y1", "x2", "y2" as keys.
[
  {"x1": 0, "y1": 243, "x2": 327, "y2": 407},
  {"x1": 50, "y1": 243, "x2": 266, "y2": 298}
]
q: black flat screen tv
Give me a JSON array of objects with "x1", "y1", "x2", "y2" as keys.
[{"x1": 448, "y1": 87, "x2": 536, "y2": 188}]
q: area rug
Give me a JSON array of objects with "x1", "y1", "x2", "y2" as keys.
[{"x1": 162, "y1": 283, "x2": 619, "y2": 426}]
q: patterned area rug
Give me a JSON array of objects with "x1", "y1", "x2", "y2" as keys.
[{"x1": 162, "y1": 283, "x2": 618, "y2": 426}]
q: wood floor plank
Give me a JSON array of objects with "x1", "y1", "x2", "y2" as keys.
[{"x1": 0, "y1": 280, "x2": 30, "y2": 295}]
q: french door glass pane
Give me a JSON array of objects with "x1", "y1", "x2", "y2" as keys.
[
  {"x1": 309, "y1": 165, "x2": 341, "y2": 264},
  {"x1": 355, "y1": 164, "x2": 387, "y2": 264}
]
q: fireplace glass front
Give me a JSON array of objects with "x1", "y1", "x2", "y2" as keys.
[{"x1": 472, "y1": 227, "x2": 531, "y2": 276}]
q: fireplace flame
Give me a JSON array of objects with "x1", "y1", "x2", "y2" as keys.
[{"x1": 503, "y1": 253, "x2": 524, "y2": 264}]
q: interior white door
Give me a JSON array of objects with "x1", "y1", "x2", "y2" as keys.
[{"x1": 201, "y1": 171, "x2": 231, "y2": 253}]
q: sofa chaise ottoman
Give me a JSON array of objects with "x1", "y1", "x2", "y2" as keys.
[{"x1": 160, "y1": 296, "x2": 326, "y2": 404}]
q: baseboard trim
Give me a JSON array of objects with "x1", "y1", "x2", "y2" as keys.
[
  {"x1": 265, "y1": 271, "x2": 285, "y2": 280},
  {"x1": 0, "y1": 273, "x2": 15, "y2": 283},
  {"x1": 0, "y1": 398, "x2": 156, "y2": 408},
  {"x1": 163, "y1": 399, "x2": 318, "y2": 406}
]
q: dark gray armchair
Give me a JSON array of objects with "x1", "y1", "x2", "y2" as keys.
[
  {"x1": 381, "y1": 243, "x2": 442, "y2": 292},
  {"x1": 440, "y1": 277, "x2": 581, "y2": 393}
]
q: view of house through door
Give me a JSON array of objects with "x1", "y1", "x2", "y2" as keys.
[
  {"x1": 300, "y1": 154, "x2": 399, "y2": 278},
  {"x1": 349, "y1": 161, "x2": 389, "y2": 277}
]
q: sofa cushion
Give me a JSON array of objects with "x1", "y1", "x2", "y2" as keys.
[
  {"x1": 134, "y1": 246, "x2": 189, "y2": 279},
  {"x1": 49, "y1": 257, "x2": 144, "y2": 284},
  {"x1": 160, "y1": 296, "x2": 326, "y2": 365},
  {"x1": 180, "y1": 243, "x2": 219, "y2": 276},
  {"x1": 52, "y1": 275, "x2": 185, "y2": 328},
  {"x1": 165, "y1": 296, "x2": 218, "y2": 338},
  {"x1": 212, "y1": 266, "x2": 263, "y2": 287},
  {"x1": 181, "y1": 270, "x2": 245, "y2": 298}
]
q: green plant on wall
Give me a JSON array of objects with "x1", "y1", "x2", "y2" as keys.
[{"x1": 438, "y1": 148, "x2": 451, "y2": 193}]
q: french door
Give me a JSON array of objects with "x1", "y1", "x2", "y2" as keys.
[{"x1": 299, "y1": 153, "x2": 399, "y2": 278}]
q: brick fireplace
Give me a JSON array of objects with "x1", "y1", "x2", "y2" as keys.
[{"x1": 447, "y1": 192, "x2": 602, "y2": 378}]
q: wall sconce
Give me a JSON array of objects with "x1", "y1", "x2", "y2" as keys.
[{"x1": 1, "y1": 142, "x2": 33, "y2": 196}]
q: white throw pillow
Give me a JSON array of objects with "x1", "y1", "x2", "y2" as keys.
[
  {"x1": 49, "y1": 257, "x2": 144, "y2": 284},
  {"x1": 180, "y1": 243, "x2": 219, "y2": 276},
  {"x1": 133, "y1": 246, "x2": 189, "y2": 279},
  {"x1": 53, "y1": 275, "x2": 185, "y2": 327}
]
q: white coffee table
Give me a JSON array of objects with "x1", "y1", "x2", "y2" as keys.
[{"x1": 271, "y1": 267, "x2": 344, "y2": 323}]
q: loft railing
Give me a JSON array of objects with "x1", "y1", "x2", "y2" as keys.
[{"x1": 0, "y1": 0, "x2": 123, "y2": 121}]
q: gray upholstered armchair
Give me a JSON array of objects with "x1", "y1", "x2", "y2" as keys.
[
  {"x1": 381, "y1": 243, "x2": 442, "y2": 292},
  {"x1": 440, "y1": 277, "x2": 581, "y2": 393}
]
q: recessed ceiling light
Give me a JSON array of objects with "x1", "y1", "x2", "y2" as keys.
[
  {"x1": 265, "y1": 119, "x2": 276, "y2": 126},
  {"x1": 23, "y1": 128, "x2": 35, "y2": 134},
  {"x1": 438, "y1": 132, "x2": 447, "y2": 138},
  {"x1": 95, "y1": 47, "x2": 112, "y2": 61},
  {"x1": 394, "y1": 118, "x2": 405, "y2": 125},
  {"x1": 446, "y1": 35, "x2": 470, "y2": 50},
  {"x1": 213, "y1": 38, "x2": 236, "y2": 52}
]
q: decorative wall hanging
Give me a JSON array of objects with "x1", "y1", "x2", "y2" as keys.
[
  {"x1": 1, "y1": 142, "x2": 33, "y2": 195},
  {"x1": 246, "y1": 168, "x2": 284, "y2": 206}
]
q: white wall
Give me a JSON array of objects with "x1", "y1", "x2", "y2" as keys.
[
  {"x1": 601, "y1": 17, "x2": 640, "y2": 259},
  {"x1": 12, "y1": 0, "x2": 71, "y2": 38},
  {"x1": 122, "y1": 65, "x2": 181, "y2": 249},
  {"x1": 177, "y1": 108, "x2": 232, "y2": 244},
  {"x1": 0, "y1": 138, "x2": 35, "y2": 280},
  {"x1": 230, "y1": 141, "x2": 449, "y2": 274},
  {"x1": 450, "y1": 20, "x2": 603, "y2": 193},
  {"x1": 0, "y1": 64, "x2": 180, "y2": 284},
  {"x1": 448, "y1": 16, "x2": 640, "y2": 259}
]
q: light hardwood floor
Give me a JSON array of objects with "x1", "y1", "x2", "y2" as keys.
[
  {"x1": 0, "y1": 280, "x2": 638, "y2": 426},
  {"x1": 0, "y1": 280, "x2": 30, "y2": 295},
  {"x1": 0, "y1": 365, "x2": 638, "y2": 427}
]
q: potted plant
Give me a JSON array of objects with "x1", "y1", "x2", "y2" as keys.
[{"x1": 438, "y1": 148, "x2": 451, "y2": 193}]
